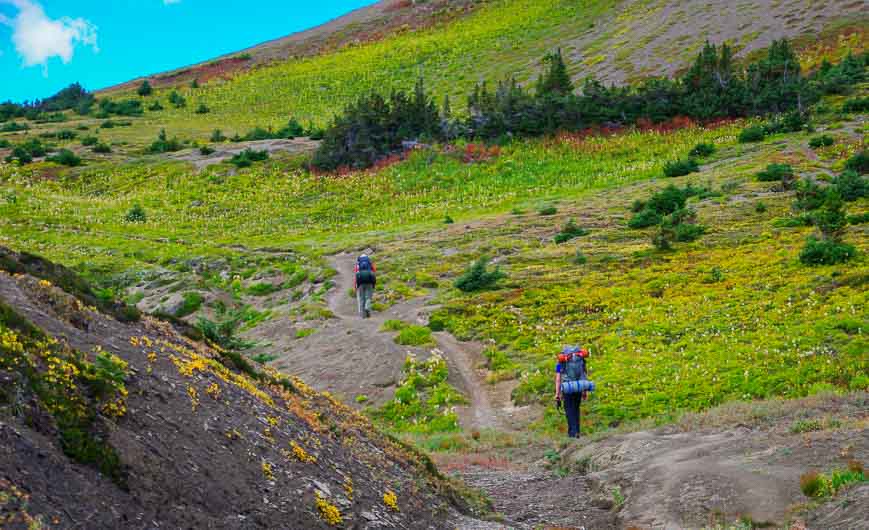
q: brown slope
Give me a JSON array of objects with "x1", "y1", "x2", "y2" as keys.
[{"x1": 0, "y1": 247, "x2": 486, "y2": 529}]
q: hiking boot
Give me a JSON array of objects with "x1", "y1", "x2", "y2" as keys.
[{"x1": 365, "y1": 310, "x2": 371, "y2": 318}]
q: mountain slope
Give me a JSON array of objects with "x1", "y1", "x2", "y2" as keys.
[{"x1": 91, "y1": 0, "x2": 866, "y2": 149}]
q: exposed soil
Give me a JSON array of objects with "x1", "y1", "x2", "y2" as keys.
[
  {"x1": 169, "y1": 137, "x2": 320, "y2": 170},
  {"x1": 564, "y1": 394, "x2": 869, "y2": 529}
]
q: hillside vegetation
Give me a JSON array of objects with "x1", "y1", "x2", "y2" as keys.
[{"x1": 0, "y1": 2, "x2": 868, "y2": 527}]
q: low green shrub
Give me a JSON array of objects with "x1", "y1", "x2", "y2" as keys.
[
  {"x1": 371, "y1": 354, "x2": 464, "y2": 433},
  {"x1": 247, "y1": 282, "x2": 279, "y2": 296},
  {"x1": 230, "y1": 149, "x2": 269, "y2": 168},
  {"x1": 92, "y1": 143, "x2": 111, "y2": 154},
  {"x1": 47, "y1": 149, "x2": 82, "y2": 167},
  {"x1": 756, "y1": 163, "x2": 793, "y2": 182},
  {"x1": 800, "y1": 465, "x2": 866, "y2": 499},
  {"x1": 146, "y1": 129, "x2": 183, "y2": 154},
  {"x1": 427, "y1": 314, "x2": 447, "y2": 332},
  {"x1": 844, "y1": 150, "x2": 868, "y2": 174},
  {"x1": 799, "y1": 236, "x2": 855, "y2": 265},
  {"x1": 842, "y1": 97, "x2": 869, "y2": 113},
  {"x1": 688, "y1": 142, "x2": 716, "y2": 157},
  {"x1": 538, "y1": 205, "x2": 558, "y2": 216},
  {"x1": 554, "y1": 219, "x2": 588, "y2": 244},
  {"x1": 738, "y1": 125, "x2": 766, "y2": 143},
  {"x1": 168, "y1": 91, "x2": 186, "y2": 108},
  {"x1": 382, "y1": 319, "x2": 407, "y2": 332},
  {"x1": 808, "y1": 135, "x2": 834, "y2": 149},
  {"x1": 832, "y1": 170, "x2": 868, "y2": 201},
  {"x1": 454, "y1": 257, "x2": 505, "y2": 292},
  {"x1": 628, "y1": 208, "x2": 662, "y2": 229},
  {"x1": 790, "y1": 418, "x2": 822, "y2": 433},
  {"x1": 295, "y1": 328, "x2": 316, "y2": 339},
  {"x1": 176, "y1": 292, "x2": 204, "y2": 318},
  {"x1": 81, "y1": 136, "x2": 98, "y2": 146},
  {"x1": 673, "y1": 221, "x2": 706, "y2": 242},
  {"x1": 195, "y1": 103, "x2": 210, "y2": 114},
  {"x1": 210, "y1": 129, "x2": 226, "y2": 142},
  {"x1": 125, "y1": 203, "x2": 146, "y2": 223},
  {"x1": 395, "y1": 325, "x2": 434, "y2": 346},
  {"x1": 847, "y1": 212, "x2": 869, "y2": 225},
  {"x1": 793, "y1": 180, "x2": 826, "y2": 211},
  {"x1": 662, "y1": 158, "x2": 699, "y2": 177}
]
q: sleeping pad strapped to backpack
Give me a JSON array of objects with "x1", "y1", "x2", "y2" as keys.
[{"x1": 559, "y1": 346, "x2": 595, "y2": 395}]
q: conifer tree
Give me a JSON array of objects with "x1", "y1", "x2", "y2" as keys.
[
  {"x1": 137, "y1": 80, "x2": 153, "y2": 97},
  {"x1": 536, "y1": 49, "x2": 573, "y2": 97}
]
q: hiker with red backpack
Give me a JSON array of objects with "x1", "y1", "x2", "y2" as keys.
[
  {"x1": 354, "y1": 254, "x2": 376, "y2": 318},
  {"x1": 555, "y1": 345, "x2": 595, "y2": 438}
]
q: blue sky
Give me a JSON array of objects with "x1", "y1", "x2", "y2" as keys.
[{"x1": 0, "y1": 0, "x2": 377, "y2": 103}]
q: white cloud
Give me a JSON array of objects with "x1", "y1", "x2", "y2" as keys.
[
  {"x1": 163, "y1": 0, "x2": 181, "y2": 4},
  {"x1": 0, "y1": 0, "x2": 98, "y2": 73}
]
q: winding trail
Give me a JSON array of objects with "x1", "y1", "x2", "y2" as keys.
[{"x1": 325, "y1": 253, "x2": 504, "y2": 432}]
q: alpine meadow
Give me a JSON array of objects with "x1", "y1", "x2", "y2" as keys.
[{"x1": 1, "y1": 0, "x2": 867, "y2": 528}]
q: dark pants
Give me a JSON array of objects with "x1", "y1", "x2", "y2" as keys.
[{"x1": 564, "y1": 393, "x2": 582, "y2": 438}]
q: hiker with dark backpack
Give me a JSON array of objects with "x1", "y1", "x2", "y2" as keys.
[
  {"x1": 554, "y1": 345, "x2": 594, "y2": 438},
  {"x1": 354, "y1": 254, "x2": 376, "y2": 318}
]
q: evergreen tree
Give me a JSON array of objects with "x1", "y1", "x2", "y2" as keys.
[
  {"x1": 137, "y1": 80, "x2": 153, "y2": 97},
  {"x1": 536, "y1": 49, "x2": 573, "y2": 97}
]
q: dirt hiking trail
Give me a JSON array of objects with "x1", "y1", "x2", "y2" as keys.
[{"x1": 323, "y1": 253, "x2": 509, "y2": 432}]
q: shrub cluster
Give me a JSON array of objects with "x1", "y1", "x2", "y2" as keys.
[
  {"x1": 96, "y1": 98, "x2": 143, "y2": 117},
  {"x1": 663, "y1": 158, "x2": 699, "y2": 178},
  {"x1": 146, "y1": 129, "x2": 183, "y2": 154},
  {"x1": 168, "y1": 91, "x2": 186, "y2": 108},
  {"x1": 47, "y1": 149, "x2": 82, "y2": 167},
  {"x1": 844, "y1": 150, "x2": 868, "y2": 174},
  {"x1": 756, "y1": 163, "x2": 794, "y2": 185},
  {"x1": 554, "y1": 219, "x2": 588, "y2": 244},
  {"x1": 688, "y1": 142, "x2": 716, "y2": 157},
  {"x1": 791, "y1": 168, "x2": 866, "y2": 266},
  {"x1": 4, "y1": 138, "x2": 49, "y2": 164},
  {"x1": 230, "y1": 149, "x2": 269, "y2": 168},
  {"x1": 808, "y1": 135, "x2": 834, "y2": 149},
  {"x1": 454, "y1": 257, "x2": 505, "y2": 292},
  {"x1": 842, "y1": 96, "x2": 869, "y2": 113},
  {"x1": 628, "y1": 184, "x2": 709, "y2": 249}
]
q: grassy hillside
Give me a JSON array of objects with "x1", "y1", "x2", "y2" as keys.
[
  {"x1": 1, "y1": 92, "x2": 867, "y2": 432},
  {"x1": 0, "y1": 0, "x2": 866, "y2": 445}
]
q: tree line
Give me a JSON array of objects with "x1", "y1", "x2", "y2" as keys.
[
  {"x1": 312, "y1": 40, "x2": 869, "y2": 171},
  {"x1": 0, "y1": 83, "x2": 95, "y2": 122}
]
